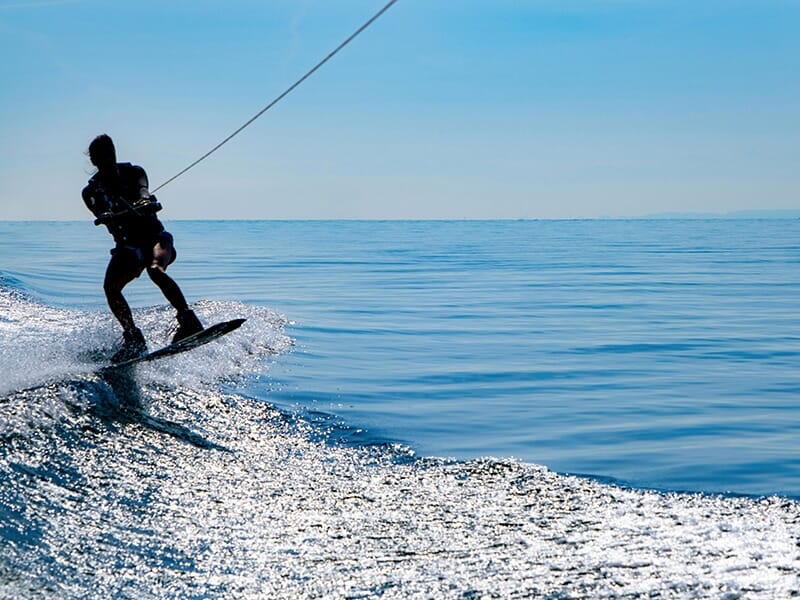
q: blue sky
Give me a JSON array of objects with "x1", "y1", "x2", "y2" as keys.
[{"x1": 1, "y1": 0, "x2": 798, "y2": 219}]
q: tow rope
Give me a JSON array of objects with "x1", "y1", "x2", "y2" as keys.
[{"x1": 152, "y1": 0, "x2": 399, "y2": 194}]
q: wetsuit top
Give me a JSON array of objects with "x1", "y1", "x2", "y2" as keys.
[{"x1": 82, "y1": 162, "x2": 164, "y2": 247}]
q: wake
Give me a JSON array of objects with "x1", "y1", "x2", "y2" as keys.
[{"x1": 0, "y1": 279, "x2": 292, "y2": 400}]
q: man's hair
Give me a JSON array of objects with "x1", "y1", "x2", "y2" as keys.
[{"x1": 88, "y1": 134, "x2": 116, "y2": 166}]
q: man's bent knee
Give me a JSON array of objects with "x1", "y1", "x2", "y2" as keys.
[{"x1": 147, "y1": 265, "x2": 167, "y2": 281}]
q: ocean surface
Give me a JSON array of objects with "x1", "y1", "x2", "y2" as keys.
[{"x1": 1, "y1": 219, "x2": 799, "y2": 598}]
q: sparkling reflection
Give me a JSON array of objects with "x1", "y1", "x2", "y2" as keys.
[
  {"x1": 1, "y1": 284, "x2": 798, "y2": 598},
  {"x1": 2, "y1": 378, "x2": 798, "y2": 598}
]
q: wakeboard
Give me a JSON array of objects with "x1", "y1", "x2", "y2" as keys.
[{"x1": 100, "y1": 318, "x2": 246, "y2": 372}]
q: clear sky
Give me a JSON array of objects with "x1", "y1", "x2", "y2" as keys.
[{"x1": 1, "y1": 0, "x2": 798, "y2": 220}]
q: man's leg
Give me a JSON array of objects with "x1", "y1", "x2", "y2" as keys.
[
  {"x1": 146, "y1": 234, "x2": 189, "y2": 312},
  {"x1": 104, "y1": 250, "x2": 149, "y2": 362},
  {"x1": 104, "y1": 254, "x2": 140, "y2": 332},
  {"x1": 146, "y1": 233, "x2": 203, "y2": 342}
]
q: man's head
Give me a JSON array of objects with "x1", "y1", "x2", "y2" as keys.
[{"x1": 88, "y1": 134, "x2": 117, "y2": 172}]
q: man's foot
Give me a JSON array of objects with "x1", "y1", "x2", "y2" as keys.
[
  {"x1": 110, "y1": 327, "x2": 148, "y2": 363},
  {"x1": 172, "y1": 309, "x2": 204, "y2": 343}
]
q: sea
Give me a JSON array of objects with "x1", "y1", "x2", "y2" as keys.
[{"x1": 1, "y1": 219, "x2": 799, "y2": 598}]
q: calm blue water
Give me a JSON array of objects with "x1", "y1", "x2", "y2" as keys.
[
  {"x1": 2, "y1": 219, "x2": 800, "y2": 597},
  {"x1": 3, "y1": 219, "x2": 800, "y2": 496}
]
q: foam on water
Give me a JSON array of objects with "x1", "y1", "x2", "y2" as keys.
[
  {"x1": 1, "y1": 277, "x2": 799, "y2": 598},
  {"x1": 1, "y1": 382, "x2": 799, "y2": 598},
  {"x1": 0, "y1": 279, "x2": 290, "y2": 438},
  {"x1": 0, "y1": 284, "x2": 102, "y2": 395},
  {"x1": 0, "y1": 280, "x2": 290, "y2": 396}
]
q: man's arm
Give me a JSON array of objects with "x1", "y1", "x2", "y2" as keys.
[
  {"x1": 132, "y1": 165, "x2": 150, "y2": 201},
  {"x1": 82, "y1": 183, "x2": 124, "y2": 226},
  {"x1": 82, "y1": 183, "x2": 110, "y2": 219},
  {"x1": 130, "y1": 165, "x2": 162, "y2": 214}
]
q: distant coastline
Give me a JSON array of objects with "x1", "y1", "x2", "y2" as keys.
[{"x1": 639, "y1": 209, "x2": 800, "y2": 220}]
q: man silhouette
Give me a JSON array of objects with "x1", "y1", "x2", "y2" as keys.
[{"x1": 82, "y1": 134, "x2": 203, "y2": 362}]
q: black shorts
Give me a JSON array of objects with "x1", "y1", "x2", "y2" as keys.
[{"x1": 109, "y1": 231, "x2": 176, "y2": 278}]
